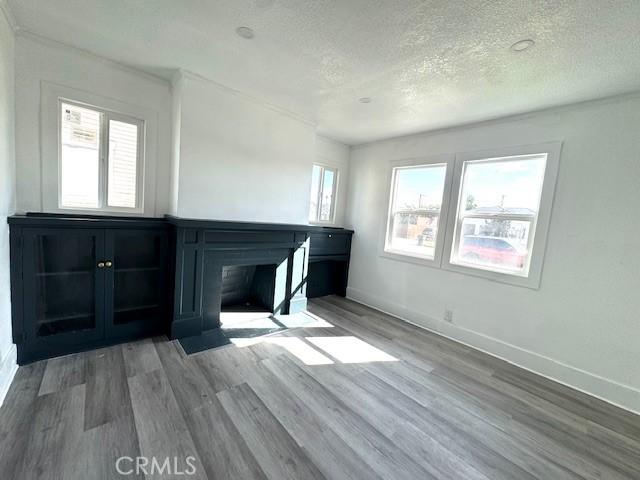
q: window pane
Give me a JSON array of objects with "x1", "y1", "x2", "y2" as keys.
[
  {"x1": 459, "y1": 155, "x2": 546, "y2": 214},
  {"x1": 108, "y1": 120, "x2": 139, "y2": 208},
  {"x1": 457, "y1": 219, "x2": 532, "y2": 271},
  {"x1": 60, "y1": 102, "x2": 101, "y2": 208},
  {"x1": 319, "y1": 168, "x2": 335, "y2": 221},
  {"x1": 386, "y1": 164, "x2": 446, "y2": 259},
  {"x1": 452, "y1": 154, "x2": 547, "y2": 275},
  {"x1": 309, "y1": 164, "x2": 322, "y2": 221}
]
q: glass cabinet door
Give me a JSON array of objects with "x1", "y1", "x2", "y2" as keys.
[
  {"x1": 23, "y1": 228, "x2": 105, "y2": 343},
  {"x1": 105, "y1": 229, "x2": 167, "y2": 336}
]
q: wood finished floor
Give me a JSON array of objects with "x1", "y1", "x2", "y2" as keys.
[{"x1": 1, "y1": 296, "x2": 639, "y2": 479}]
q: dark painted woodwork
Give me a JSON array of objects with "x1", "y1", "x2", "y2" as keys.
[
  {"x1": 306, "y1": 231, "x2": 352, "y2": 298},
  {"x1": 168, "y1": 217, "x2": 307, "y2": 350},
  {"x1": 8, "y1": 213, "x2": 353, "y2": 361},
  {"x1": 8, "y1": 213, "x2": 171, "y2": 364},
  {"x1": 166, "y1": 216, "x2": 353, "y2": 354}
]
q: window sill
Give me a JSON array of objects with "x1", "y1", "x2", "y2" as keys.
[
  {"x1": 380, "y1": 249, "x2": 440, "y2": 268},
  {"x1": 50, "y1": 207, "x2": 146, "y2": 217},
  {"x1": 442, "y1": 261, "x2": 540, "y2": 289}
]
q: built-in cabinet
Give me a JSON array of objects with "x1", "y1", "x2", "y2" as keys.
[
  {"x1": 9, "y1": 213, "x2": 353, "y2": 364},
  {"x1": 9, "y1": 215, "x2": 170, "y2": 364},
  {"x1": 307, "y1": 231, "x2": 353, "y2": 298}
]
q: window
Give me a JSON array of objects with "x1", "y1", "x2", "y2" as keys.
[
  {"x1": 382, "y1": 143, "x2": 561, "y2": 288},
  {"x1": 59, "y1": 100, "x2": 144, "y2": 212},
  {"x1": 309, "y1": 164, "x2": 338, "y2": 223},
  {"x1": 448, "y1": 154, "x2": 547, "y2": 276},
  {"x1": 384, "y1": 163, "x2": 448, "y2": 260}
]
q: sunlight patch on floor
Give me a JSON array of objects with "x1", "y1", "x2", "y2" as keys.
[
  {"x1": 231, "y1": 336, "x2": 334, "y2": 365},
  {"x1": 220, "y1": 311, "x2": 274, "y2": 328},
  {"x1": 266, "y1": 337, "x2": 334, "y2": 365},
  {"x1": 274, "y1": 311, "x2": 334, "y2": 328},
  {"x1": 306, "y1": 336, "x2": 398, "y2": 363}
]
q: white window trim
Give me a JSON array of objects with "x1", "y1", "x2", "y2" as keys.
[
  {"x1": 42, "y1": 82, "x2": 159, "y2": 216},
  {"x1": 379, "y1": 154, "x2": 455, "y2": 268},
  {"x1": 309, "y1": 163, "x2": 339, "y2": 225},
  {"x1": 440, "y1": 142, "x2": 562, "y2": 289}
]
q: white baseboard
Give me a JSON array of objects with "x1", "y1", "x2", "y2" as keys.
[
  {"x1": 0, "y1": 344, "x2": 18, "y2": 408},
  {"x1": 346, "y1": 286, "x2": 640, "y2": 416}
]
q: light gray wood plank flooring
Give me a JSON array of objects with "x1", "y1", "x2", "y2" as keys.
[{"x1": 0, "y1": 296, "x2": 639, "y2": 479}]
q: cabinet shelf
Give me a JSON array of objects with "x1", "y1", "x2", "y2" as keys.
[
  {"x1": 114, "y1": 304, "x2": 159, "y2": 313},
  {"x1": 115, "y1": 267, "x2": 160, "y2": 273},
  {"x1": 37, "y1": 312, "x2": 94, "y2": 325},
  {"x1": 36, "y1": 270, "x2": 93, "y2": 277}
]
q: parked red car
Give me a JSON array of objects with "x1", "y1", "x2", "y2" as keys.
[{"x1": 459, "y1": 235, "x2": 526, "y2": 269}]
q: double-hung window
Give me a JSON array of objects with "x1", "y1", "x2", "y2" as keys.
[
  {"x1": 309, "y1": 164, "x2": 338, "y2": 223},
  {"x1": 383, "y1": 157, "x2": 452, "y2": 264},
  {"x1": 382, "y1": 143, "x2": 561, "y2": 288},
  {"x1": 59, "y1": 100, "x2": 144, "y2": 212},
  {"x1": 448, "y1": 154, "x2": 546, "y2": 276}
]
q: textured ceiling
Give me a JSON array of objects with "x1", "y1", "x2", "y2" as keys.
[{"x1": 7, "y1": 0, "x2": 640, "y2": 144}]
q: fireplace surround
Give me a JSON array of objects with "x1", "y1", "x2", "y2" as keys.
[{"x1": 167, "y1": 216, "x2": 351, "y2": 354}]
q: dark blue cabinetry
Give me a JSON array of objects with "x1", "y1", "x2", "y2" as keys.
[
  {"x1": 8, "y1": 213, "x2": 353, "y2": 363},
  {"x1": 9, "y1": 214, "x2": 171, "y2": 364}
]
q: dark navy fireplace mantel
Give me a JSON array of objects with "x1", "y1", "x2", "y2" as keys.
[{"x1": 166, "y1": 215, "x2": 353, "y2": 353}]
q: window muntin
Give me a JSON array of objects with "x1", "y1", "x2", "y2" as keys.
[
  {"x1": 385, "y1": 164, "x2": 447, "y2": 260},
  {"x1": 450, "y1": 154, "x2": 547, "y2": 276},
  {"x1": 59, "y1": 100, "x2": 143, "y2": 212},
  {"x1": 309, "y1": 164, "x2": 338, "y2": 223}
]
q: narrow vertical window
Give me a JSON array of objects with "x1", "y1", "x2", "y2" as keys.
[
  {"x1": 107, "y1": 119, "x2": 139, "y2": 208},
  {"x1": 309, "y1": 164, "x2": 338, "y2": 223}
]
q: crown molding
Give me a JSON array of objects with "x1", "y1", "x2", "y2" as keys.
[
  {"x1": 16, "y1": 29, "x2": 171, "y2": 88},
  {"x1": 179, "y1": 69, "x2": 317, "y2": 128},
  {"x1": 13, "y1": 28, "x2": 317, "y2": 129}
]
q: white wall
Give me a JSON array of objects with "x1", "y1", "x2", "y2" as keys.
[
  {"x1": 169, "y1": 72, "x2": 183, "y2": 216},
  {"x1": 14, "y1": 33, "x2": 172, "y2": 216},
  {"x1": 346, "y1": 93, "x2": 640, "y2": 413},
  {"x1": 316, "y1": 135, "x2": 350, "y2": 227},
  {"x1": 173, "y1": 72, "x2": 318, "y2": 224},
  {"x1": 0, "y1": 5, "x2": 17, "y2": 405}
]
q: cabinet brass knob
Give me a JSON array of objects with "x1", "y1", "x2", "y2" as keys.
[
  {"x1": 97, "y1": 262, "x2": 105, "y2": 268},
  {"x1": 105, "y1": 261, "x2": 113, "y2": 268}
]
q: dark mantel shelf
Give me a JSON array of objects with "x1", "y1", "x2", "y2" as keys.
[
  {"x1": 9, "y1": 212, "x2": 354, "y2": 234},
  {"x1": 164, "y1": 214, "x2": 353, "y2": 234}
]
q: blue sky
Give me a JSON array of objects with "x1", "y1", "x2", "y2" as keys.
[
  {"x1": 462, "y1": 156, "x2": 546, "y2": 211},
  {"x1": 394, "y1": 164, "x2": 446, "y2": 208},
  {"x1": 393, "y1": 156, "x2": 546, "y2": 212}
]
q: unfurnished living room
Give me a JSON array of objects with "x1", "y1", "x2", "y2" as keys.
[{"x1": 0, "y1": 1, "x2": 639, "y2": 479}]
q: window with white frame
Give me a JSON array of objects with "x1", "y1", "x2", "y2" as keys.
[
  {"x1": 309, "y1": 164, "x2": 338, "y2": 223},
  {"x1": 384, "y1": 163, "x2": 448, "y2": 260},
  {"x1": 382, "y1": 143, "x2": 561, "y2": 288},
  {"x1": 59, "y1": 100, "x2": 144, "y2": 212},
  {"x1": 448, "y1": 154, "x2": 547, "y2": 277}
]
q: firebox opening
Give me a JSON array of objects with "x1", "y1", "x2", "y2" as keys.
[{"x1": 220, "y1": 264, "x2": 277, "y2": 314}]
